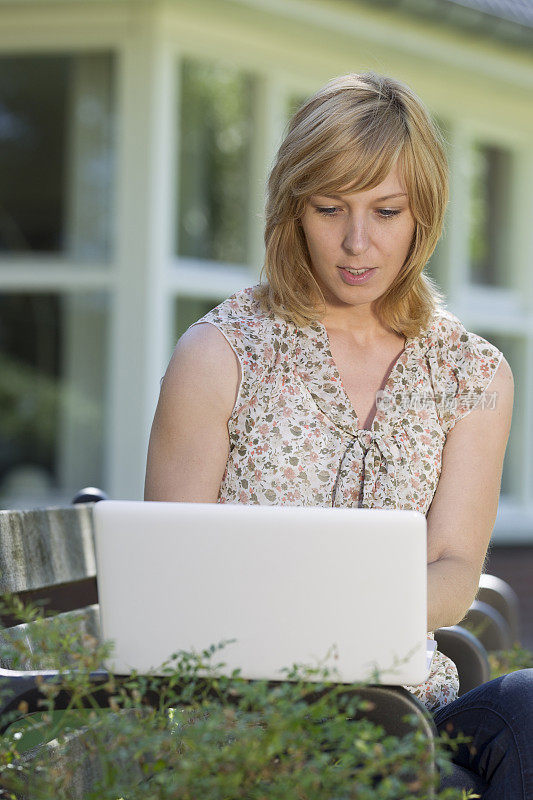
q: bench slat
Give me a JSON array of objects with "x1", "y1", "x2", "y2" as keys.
[
  {"x1": 0, "y1": 577, "x2": 98, "y2": 629},
  {"x1": 0, "y1": 605, "x2": 101, "y2": 670},
  {"x1": 0, "y1": 505, "x2": 96, "y2": 594}
]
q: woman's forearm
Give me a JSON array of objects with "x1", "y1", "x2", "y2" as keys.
[{"x1": 427, "y1": 555, "x2": 480, "y2": 632}]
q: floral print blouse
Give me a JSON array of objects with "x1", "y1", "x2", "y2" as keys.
[{"x1": 189, "y1": 285, "x2": 503, "y2": 712}]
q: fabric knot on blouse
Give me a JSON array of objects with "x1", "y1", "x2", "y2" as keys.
[{"x1": 189, "y1": 285, "x2": 503, "y2": 712}]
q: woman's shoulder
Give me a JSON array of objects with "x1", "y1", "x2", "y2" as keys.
[
  {"x1": 424, "y1": 306, "x2": 501, "y2": 365},
  {"x1": 198, "y1": 286, "x2": 281, "y2": 331},
  {"x1": 192, "y1": 284, "x2": 288, "y2": 343},
  {"x1": 422, "y1": 306, "x2": 505, "y2": 432},
  {"x1": 426, "y1": 306, "x2": 470, "y2": 342},
  {"x1": 185, "y1": 285, "x2": 289, "y2": 394}
]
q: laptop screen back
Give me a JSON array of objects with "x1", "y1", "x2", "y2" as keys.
[{"x1": 93, "y1": 501, "x2": 429, "y2": 685}]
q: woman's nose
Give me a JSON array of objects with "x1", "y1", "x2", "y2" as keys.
[{"x1": 343, "y1": 217, "x2": 370, "y2": 255}]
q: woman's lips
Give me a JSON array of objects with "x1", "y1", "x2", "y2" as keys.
[{"x1": 338, "y1": 266, "x2": 376, "y2": 285}]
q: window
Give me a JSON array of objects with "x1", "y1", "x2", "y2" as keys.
[
  {"x1": 0, "y1": 292, "x2": 109, "y2": 508},
  {"x1": 468, "y1": 143, "x2": 512, "y2": 289},
  {"x1": 174, "y1": 295, "x2": 221, "y2": 342},
  {"x1": 176, "y1": 59, "x2": 255, "y2": 265},
  {"x1": 0, "y1": 53, "x2": 115, "y2": 263}
]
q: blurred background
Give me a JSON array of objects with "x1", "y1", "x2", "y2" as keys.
[{"x1": 0, "y1": 0, "x2": 532, "y2": 568}]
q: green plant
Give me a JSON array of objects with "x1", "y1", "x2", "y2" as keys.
[
  {"x1": 488, "y1": 642, "x2": 533, "y2": 680},
  {"x1": 0, "y1": 601, "x2": 481, "y2": 800},
  {"x1": 459, "y1": 613, "x2": 533, "y2": 680}
]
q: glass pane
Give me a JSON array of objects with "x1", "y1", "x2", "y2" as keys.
[
  {"x1": 0, "y1": 53, "x2": 115, "y2": 262},
  {"x1": 469, "y1": 143, "x2": 512, "y2": 288},
  {"x1": 0, "y1": 292, "x2": 109, "y2": 509},
  {"x1": 174, "y1": 295, "x2": 221, "y2": 342},
  {"x1": 177, "y1": 59, "x2": 254, "y2": 264},
  {"x1": 474, "y1": 331, "x2": 524, "y2": 499}
]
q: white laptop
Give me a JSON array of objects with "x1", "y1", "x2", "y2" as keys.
[{"x1": 93, "y1": 501, "x2": 433, "y2": 685}]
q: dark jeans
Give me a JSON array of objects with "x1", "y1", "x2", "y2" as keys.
[{"x1": 432, "y1": 669, "x2": 533, "y2": 799}]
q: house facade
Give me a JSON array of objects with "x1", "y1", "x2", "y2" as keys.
[{"x1": 0, "y1": 0, "x2": 532, "y2": 542}]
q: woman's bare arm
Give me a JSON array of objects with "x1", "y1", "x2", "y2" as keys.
[
  {"x1": 144, "y1": 323, "x2": 240, "y2": 502},
  {"x1": 425, "y1": 356, "x2": 514, "y2": 631}
]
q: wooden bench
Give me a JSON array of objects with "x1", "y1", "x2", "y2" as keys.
[{"x1": 0, "y1": 497, "x2": 514, "y2": 797}]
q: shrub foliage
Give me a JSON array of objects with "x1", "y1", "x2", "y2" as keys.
[{"x1": 0, "y1": 599, "x2": 513, "y2": 799}]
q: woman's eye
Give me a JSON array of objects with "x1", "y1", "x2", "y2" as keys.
[
  {"x1": 377, "y1": 209, "x2": 401, "y2": 219},
  {"x1": 314, "y1": 206, "x2": 402, "y2": 219},
  {"x1": 315, "y1": 206, "x2": 339, "y2": 216}
]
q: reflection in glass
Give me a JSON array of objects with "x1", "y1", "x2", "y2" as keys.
[
  {"x1": 0, "y1": 293, "x2": 109, "y2": 508},
  {"x1": 0, "y1": 53, "x2": 115, "y2": 262},
  {"x1": 177, "y1": 59, "x2": 254, "y2": 264},
  {"x1": 174, "y1": 295, "x2": 221, "y2": 342},
  {"x1": 469, "y1": 143, "x2": 512, "y2": 288}
]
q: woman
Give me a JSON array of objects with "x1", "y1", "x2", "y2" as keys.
[{"x1": 145, "y1": 72, "x2": 532, "y2": 797}]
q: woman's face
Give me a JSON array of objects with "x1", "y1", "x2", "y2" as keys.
[{"x1": 299, "y1": 164, "x2": 416, "y2": 319}]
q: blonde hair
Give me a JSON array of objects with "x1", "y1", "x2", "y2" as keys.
[{"x1": 254, "y1": 72, "x2": 448, "y2": 337}]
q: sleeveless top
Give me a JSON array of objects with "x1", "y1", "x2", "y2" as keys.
[{"x1": 189, "y1": 285, "x2": 503, "y2": 711}]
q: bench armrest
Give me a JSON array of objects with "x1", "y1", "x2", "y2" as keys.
[
  {"x1": 434, "y1": 625, "x2": 490, "y2": 695},
  {"x1": 0, "y1": 667, "x2": 110, "y2": 734}
]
